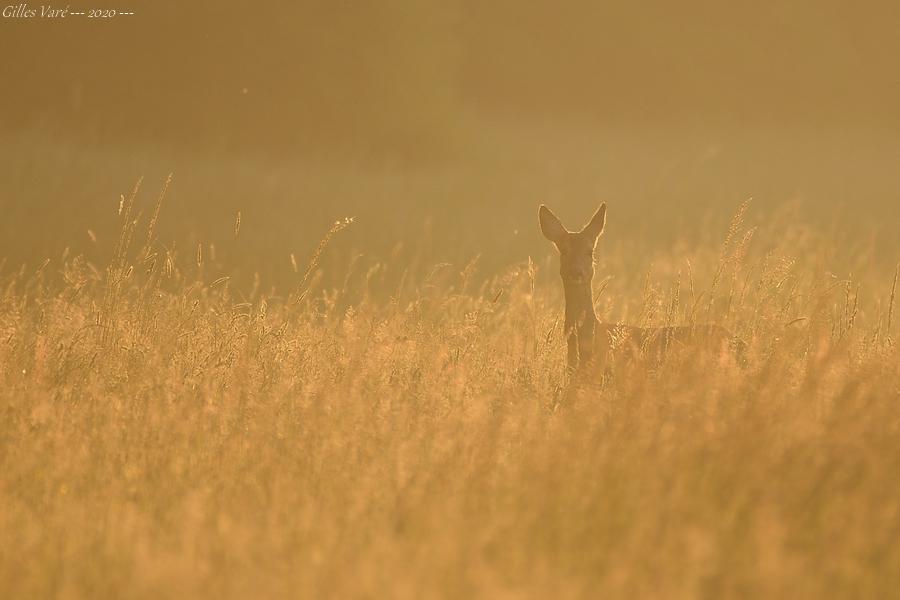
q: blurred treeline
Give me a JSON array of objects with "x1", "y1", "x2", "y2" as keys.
[{"x1": 3, "y1": 0, "x2": 899, "y2": 157}]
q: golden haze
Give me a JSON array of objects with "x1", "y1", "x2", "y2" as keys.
[{"x1": 2, "y1": 2, "x2": 900, "y2": 597}]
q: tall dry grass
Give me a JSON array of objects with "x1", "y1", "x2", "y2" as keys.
[{"x1": 1, "y1": 182, "x2": 899, "y2": 599}]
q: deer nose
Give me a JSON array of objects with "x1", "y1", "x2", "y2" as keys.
[{"x1": 563, "y1": 267, "x2": 589, "y2": 283}]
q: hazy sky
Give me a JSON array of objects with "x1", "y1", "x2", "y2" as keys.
[{"x1": 3, "y1": 1, "x2": 899, "y2": 154}]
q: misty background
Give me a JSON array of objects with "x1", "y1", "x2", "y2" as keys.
[{"x1": 2, "y1": 0, "x2": 899, "y2": 289}]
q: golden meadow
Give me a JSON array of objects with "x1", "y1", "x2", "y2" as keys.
[
  {"x1": 4, "y1": 3, "x2": 900, "y2": 596},
  {"x1": 2, "y1": 130, "x2": 899, "y2": 599}
]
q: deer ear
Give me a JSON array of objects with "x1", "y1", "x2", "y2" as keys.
[
  {"x1": 581, "y1": 203, "x2": 607, "y2": 241},
  {"x1": 539, "y1": 205, "x2": 568, "y2": 243}
]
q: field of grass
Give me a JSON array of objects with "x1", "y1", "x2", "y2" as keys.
[{"x1": 2, "y1": 141, "x2": 900, "y2": 598}]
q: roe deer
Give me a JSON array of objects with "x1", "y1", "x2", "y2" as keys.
[{"x1": 539, "y1": 204, "x2": 743, "y2": 374}]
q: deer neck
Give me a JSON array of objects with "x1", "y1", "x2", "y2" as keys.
[{"x1": 563, "y1": 282, "x2": 598, "y2": 368}]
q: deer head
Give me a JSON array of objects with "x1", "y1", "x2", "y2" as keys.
[
  {"x1": 539, "y1": 204, "x2": 606, "y2": 288},
  {"x1": 539, "y1": 204, "x2": 607, "y2": 370}
]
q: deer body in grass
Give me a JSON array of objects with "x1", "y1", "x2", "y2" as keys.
[{"x1": 539, "y1": 204, "x2": 742, "y2": 374}]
